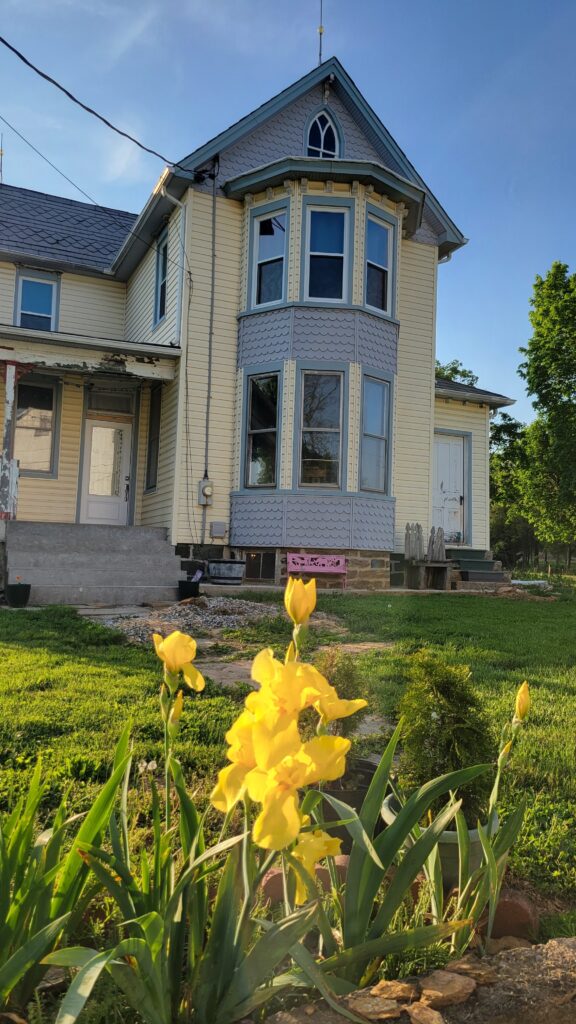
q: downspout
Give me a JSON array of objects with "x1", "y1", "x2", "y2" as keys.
[{"x1": 201, "y1": 163, "x2": 218, "y2": 545}]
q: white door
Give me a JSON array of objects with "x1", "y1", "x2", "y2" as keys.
[
  {"x1": 80, "y1": 420, "x2": 132, "y2": 525},
  {"x1": 433, "y1": 434, "x2": 465, "y2": 544}
]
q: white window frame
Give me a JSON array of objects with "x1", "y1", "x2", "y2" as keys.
[
  {"x1": 16, "y1": 272, "x2": 58, "y2": 332},
  {"x1": 307, "y1": 112, "x2": 340, "y2": 158},
  {"x1": 304, "y1": 206, "x2": 349, "y2": 304},
  {"x1": 365, "y1": 214, "x2": 392, "y2": 316},
  {"x1": 299, "y1": 369, "x2": 343, "y2": 488},
  {"x1": 153, "y1": 229, "x2": 168, "y2": 326},
  {"x1": 251, "y1": 210, "x2": 287, "y2": 309}
]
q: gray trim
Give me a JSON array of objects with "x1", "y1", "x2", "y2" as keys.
[
  {"x1": 152, "y1": 228, "x2": 168, "y2": 328},
  {"x1": 128, "y1": 388, "x2": 141, "y2": 524},
  {"x1": 14, "y1": 267, "x2": 61, "y2": 332},
  {"x1": 75, "y1": 385, "x2": 90, "y2": 523},
  {"x1": 14, "y1": 373, "x2": 62, "y2": 480},
  {"x1": 230, "y1": 489, "x2": 395, "y2": 550},
  {"x1": 225, "y1": 158, "x2": 424, "y2": 238},
  {"x1": 433, "y1": 428, "x2": 472, "y2": 546},
  {"x1": 144, "y1": 383, "x2": 162, "y2": 493},
  {"x1": 246, "y1": 199, "x2": 291, "y2": 313},
  {"x1": 0, "y1": 323, "x2": 181, "y2": 359}
]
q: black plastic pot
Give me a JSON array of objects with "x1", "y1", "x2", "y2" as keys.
[
  {"x1": 6, "y1": 583, "x2": 31, "y2": 608},
  {"x1": 178, "y1": 579, "x2": 200, "y2": 600},
  {"x1": 323, "y1": 756, "x2": 380, "y2": 852}
]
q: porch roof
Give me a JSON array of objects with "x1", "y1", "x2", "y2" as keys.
[{"x1": 435, "y1": 377, "x2": 514, "y2": 409}]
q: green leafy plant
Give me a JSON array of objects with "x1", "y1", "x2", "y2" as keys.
[
  {"x1": 0, "y1": 727, "x2": 130, "y2": 1014},
  {"x1": 398, "y1": 650, "x2": 495, "y2": 825}
]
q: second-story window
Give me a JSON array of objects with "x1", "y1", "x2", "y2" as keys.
[
  {"x1": 366, "y1": 216, "x2": 391, "y2": 313},
  {"x1": 154, "y1": 230, "x2": 168, "y2": 325},
  {"x1": 245, "y1": 374, "x2": 279, "y2": 487},
  {"x1": 253, "y1": 212, "x2": 286, "y2": 306},
  {"x1": 305, "y1": 208, "x2": 348, "y2": 302},
  {"x1": 17, "y1": 273, "x2": 57, "y2": 331},
  {"x1": 300, "y1": 371, "x2": 342, "y2": 487},
  {"x1": 307, "y1": 112, "x2": 339, "y2": 158}
]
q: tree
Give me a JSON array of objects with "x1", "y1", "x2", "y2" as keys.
[
  {"x1": 435, "y1": 358, "x2": 479, "y2": 386},
  {"x1": 519, "y1": 261, "x2": 576, "y2": 411},
  {"x1": 514, "y1": 262, "x2": 576, "y2": 554},
  {"x1": 489, "y1": 413, "x2": 537, "y2": 569}
]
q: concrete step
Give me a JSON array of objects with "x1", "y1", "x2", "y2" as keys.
[
  {"x1": 457, "y1": 559, "x2": 496, "y2": 573},
  {"x1": 8, "y1": 567, "x2": 185, "y2": 586},
  {"x1": 7, "y1": 552, "x2": 184, "y2": 573},
  {"x1": 5, "y1": 522, "x2": 172, "y2": 555},
  {"x1": 461, "y1": 570, "x2": 510, "y2": 582},
  {"x1": 28, "y1": 584, "x2": 179, "y2": 606},
  {"x1": 446, "y1": 548, "x2": 491, "y2": 561}
]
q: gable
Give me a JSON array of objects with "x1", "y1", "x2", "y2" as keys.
[{"x1": 200, "y1": 83, "x2": 404, "y2": 188}]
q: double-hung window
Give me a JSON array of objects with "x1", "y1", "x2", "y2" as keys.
[
  {"x1": 245, "y1": 374, "x2": 279, "y2": 487},
  {"x1": 365, "y1": 215, "x2": 392, "y2": 314},
  {"x1": 360, "y1": 375, "x2": 390, "y2": 493},
  {"x1": 253, "y1": 212, "x2": 286, "y2": 306},
  {"x1": 17, "y1": 273, "x2": 57, "y2": 331},
  {"x1": 305, "y1": 208, "x2": 348, "y2": 302},
  {"x1": 300, "y1": 371, "x2": 342, "y2": 487},
  {"x1": 14, "y1": 379, "x2": 58, "y2": 475},
  {"x1": 154, "y1": 230, "x2": 168, "y2": 324}
]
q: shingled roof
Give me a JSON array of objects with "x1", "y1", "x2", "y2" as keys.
[
  {"x1": 0, "y1": 184, "x2": 137, "y2": 274},
  {"x1": 435, "y1": 377, "x2": 514, "y2": 408}
]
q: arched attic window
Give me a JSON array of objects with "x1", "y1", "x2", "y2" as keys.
[{"x1": 307, "y1": 111, "x2": 339, "y2": 159}]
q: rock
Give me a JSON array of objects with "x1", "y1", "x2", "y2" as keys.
[
  {"x1": 370, "y1": 979, "x2": 420, "y2": 1002},
  {"x1": 405, "y1": 1004, "x2": 446, "y2": 1024},
  {"x1": 483, "y1": 889, "x2": 540, "y2": 940},
  {"x1": 446, "y1": 955, "x2": 498, "y2": 985},
  {"x1": 485, "y1": 934, "x2": 532, "y2": 954},
  {"x1": 420, "y1": 969, "x2": 476, "y2": 1008},
  {"x1": 261, "y1": 867, "x2": 284, "y2": 904},
  {"x1": 344, "y1": 992, "x2": 402, "y2": 1019}
]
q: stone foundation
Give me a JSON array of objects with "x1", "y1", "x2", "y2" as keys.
[{"x1": 278, "y1": 548, "x2": 390, "y2": 591}]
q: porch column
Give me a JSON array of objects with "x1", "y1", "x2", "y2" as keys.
[{"x1": 0, "y1": 361, "x2": 19, "y2": 520}]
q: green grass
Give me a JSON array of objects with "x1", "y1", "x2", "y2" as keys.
[
  {"x1": 2, "y1": 589, "x2": 576, "y2": 899},
  {"x1": 0, "y1": 606, "x2": 245, "y2": 814}
]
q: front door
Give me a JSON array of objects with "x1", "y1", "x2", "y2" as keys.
[
  {"x1": 80, "y1": 420, "x2": 132, "y2": 525},
  {"x1": 433, "y1": 434, "x2": 465, "y2": 544}
]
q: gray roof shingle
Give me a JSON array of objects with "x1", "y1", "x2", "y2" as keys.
[
  {"x1": 0, "y1": 184, "x2": 137, "y2": 273},
  {"x1": 435, "y1": 377, "x2": 514, "y2": 408}
]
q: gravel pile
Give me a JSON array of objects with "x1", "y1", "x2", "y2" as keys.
[{"x1": 100, "y1": 596, "x2": 280, "y2": 644}]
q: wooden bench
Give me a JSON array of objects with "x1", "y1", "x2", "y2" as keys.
[{"x1": 287, "y1": 553, "x2": 347, "y2": 590}]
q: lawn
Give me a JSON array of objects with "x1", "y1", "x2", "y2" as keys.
[{"x1": 1, "y1": 589, "x2": 575, "y2": 901}]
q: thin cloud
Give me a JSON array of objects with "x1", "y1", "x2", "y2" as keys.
[{"x1": 106, "y1": 5, "x2": 160, "y2": 63}]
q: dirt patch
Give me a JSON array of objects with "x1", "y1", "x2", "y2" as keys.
[
  {"x1": 316, "y1": 641, "x2": 394, "y2": 656},
  {"x1": 90, "y1": 596, "x2": 281, "y2": 644},
  {"x1": 199, "y1": 659, "x2": 253, "y2": 688}
]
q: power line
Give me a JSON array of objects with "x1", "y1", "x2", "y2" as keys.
[
  {"x1": 0, "y1": 110, "x2": 189, "y2": 279},
  {"x1": 0, "y1": 34, "x2": 189, "y2": 172}
]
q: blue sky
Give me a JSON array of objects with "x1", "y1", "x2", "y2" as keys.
[{"x1": 1, "y1": 0, "x2": 575, "y2": 421}]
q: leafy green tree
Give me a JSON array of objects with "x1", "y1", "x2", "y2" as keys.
[
  {"x1": 519, "y1": 261, "x2": 576, "y2": 411},
  {"x1": 435, "y1": 359, "x2": 479, "y2": 386},
  {"x1": 489, "y1": 413, "x2": 537, "y2": 568},
  {"x1": 515, "y1": 410, "x2": 576, "y2": 548}
]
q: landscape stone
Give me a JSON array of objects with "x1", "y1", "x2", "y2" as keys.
[
  {"x1": 445, "y1": 955, "x2": 498, "y2": 984},
  {"x1": 420, "y1": 970, "x2": 476, "y2": 1008},
  {"x1": 370, "y1": 979, "x2": 420, "y2": 1002},
  {"x1": 405, "y1": 1004, "x2": 446, "y2": 1024},
  {"x1": 485, "y1": 889, "x2": 540, "y2": 940},
  {"x1": 485, "y1": 935, "x2": 532, "y2": 954},
  {"x1": 344, "y1": 991, "x2": 402, "y2": 1019}
]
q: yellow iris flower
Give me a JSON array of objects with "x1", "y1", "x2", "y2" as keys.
[
  {"x1": 284, "y1": 577, "x2": 317, "y2": 625},
  {"x1": 249, "y1": 649, "x2": 367, "y2": 724},
  {"x1": 515, "y1": 681, "x2": 530, "y2": 721},
  {"x1": 153, "y1": 631, "x2": 205, "y2": 693},
  {"x1": 292, "y1": 828, "x2": 342, "y2": 904}
]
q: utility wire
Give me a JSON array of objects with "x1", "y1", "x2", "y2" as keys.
[
  {"x1": 0, "y1": 110, "x2": 190, "y2": 279},
  {"x1": 0, "y1": 34, "x2": 190, "y2": 172}
]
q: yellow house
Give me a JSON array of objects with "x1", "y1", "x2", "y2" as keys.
[{"x1": 0, "y1": 58, "x2": 512, "y2": 603}]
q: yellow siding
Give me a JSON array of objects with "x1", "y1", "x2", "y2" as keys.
[
  {"x1": 59, "y1": 275, "x2": 125, "y2": 338},
  {"x1": 347, "y1": 362, "x2": 361, "y2": 491},
  {"x1": 140, "y1": 374, "x2": 180, "y2": 529},
  {"x1": 280, "y1": 359, "x2": 296, "y2": 489},
  {"x1": 175, "y1": 191, "x2": 243, "y2": 543},
  {"x1": 393, "y1": 239, "x2": 438, "y2": 549},
  {"x1": 15, "y1": 375, "x2": 84, "y2": 523},
  {"x1": 434, "y1": 398, "x2": 491, "y2": 550},
  {"x1": 125, "y1": 206, "x2": 181, "y2": 346},
  {"x1": 0, "y1": 262, "x2": 15, "y2": 324}
]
